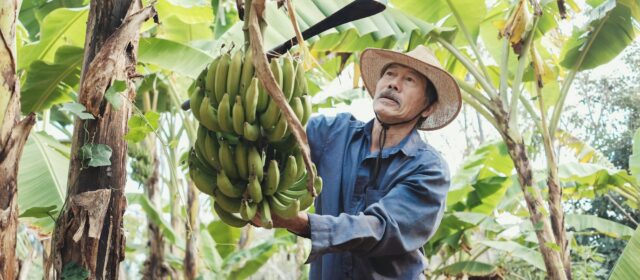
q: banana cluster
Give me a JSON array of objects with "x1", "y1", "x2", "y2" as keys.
[{"x1": 188, "y1": 49, "x2": 321, "y2": 228}]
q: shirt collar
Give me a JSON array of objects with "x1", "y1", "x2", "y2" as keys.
[{"x1": 354, "y1": 118, "x2": 423, "y2": 158}]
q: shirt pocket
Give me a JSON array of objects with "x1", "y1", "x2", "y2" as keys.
[{"x1": 364, "y1": 189, "x2": 386, "y2": 208}]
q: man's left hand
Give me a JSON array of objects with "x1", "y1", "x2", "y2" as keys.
[{"x1": 251, "y1": 211, "x2": 310, "y2": 237}]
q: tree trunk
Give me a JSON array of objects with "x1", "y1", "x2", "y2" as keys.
[
  {"x1": 142, "y1": 144, "x2": 170, "y2": 279},
  {"x1": 48, "y1": 1, "x2": 157, "y2": 279},
  {"x1": 503, "y1": 132, "x2": 567, "y2": 280},
  {"x1": 184, "y1": 182, "x2": 199, "y2": 280},
  {"x1": 0, "y1": 1, "x2": 36, "y2": 279}
]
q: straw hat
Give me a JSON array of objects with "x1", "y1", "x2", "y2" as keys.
[{"x1": 360, "y1": 45, "x2": 462, "y2": 131}]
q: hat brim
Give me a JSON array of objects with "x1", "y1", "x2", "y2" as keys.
[{"x1": 360, "y1": 48, "x2": 462, "y2": 131}]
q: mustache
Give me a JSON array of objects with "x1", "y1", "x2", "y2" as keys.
[{"x1": 377, "y1": 88, "x2": 399, "y2": 104}]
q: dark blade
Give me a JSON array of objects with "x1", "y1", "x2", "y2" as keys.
[{"x1": 268, "y1": 0, "x2": 386, "y2": 58}]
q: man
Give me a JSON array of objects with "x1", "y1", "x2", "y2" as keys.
[{"x1": 253, "y1": 45, "x2": 461, "y2": 279}]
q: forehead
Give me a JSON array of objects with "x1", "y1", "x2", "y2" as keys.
[{"x1": 382, "y1": 63, "x2": 424, "y2": 78}]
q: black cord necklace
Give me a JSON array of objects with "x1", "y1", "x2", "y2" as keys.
[{"x1": 369, "y1": 106, "x2": 428, "y2": 187}]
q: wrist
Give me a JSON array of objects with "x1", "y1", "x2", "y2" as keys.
[{"x1": 287, "y1": 212, "x2": 310, "y2": 238}]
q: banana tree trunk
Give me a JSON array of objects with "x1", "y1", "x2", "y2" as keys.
[
  {"x1": 184, "y1": 182, "x2": 199, "y2": 280},
  {"x1": 0, "y1": 1, "x2": 36, "y2": 279},
  {"x1": 142, "y1": 144, "x2": 170, "y2": 279},
  {"x1": 502, "y1": 128, "x2": 567, "y2": 280},
  {"x1": 49, "y1": 1, "x2": 156, "y2": 279}
]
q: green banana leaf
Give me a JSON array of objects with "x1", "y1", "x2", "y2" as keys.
[
  {"x1": 436, "y1": 261, "x2": 497, "y2": 277},
  {"x1": 390, "y1": 0, "x2": 486, "y2": 44},
  {"x1": 18, "y1": 0, "x2": 87, "y2": 41},
  {"x1": 127, "y1": 193, "x2": 184, "y2": 250},
  {"x1": 207, "y1": 220, "x2": 242, "y2": 259},
  {"x1": 137, "y1": 37, "x2": 214, "y2": 79},
  {"x1": 17, "y1": 132, "x2": 69, "y2": 233},
  {"x1": 559, "y1": 162, "x2": 639, "y2": 206},
  {"x1": 21, "y1": 45, "x2": 83, "y2": 114},
  {"x1": 609, "y1": 226, "x2": 640, "y2": 279},
  {"x1": 225, "y1": 236, "x2": 292, "y2": 280},
  {"x1": 199, "y1": 226, "x2": 223, "y2": 273},
  {"x1": 566, "y1": 214, "x2": 635, "y2": 239},
  {"x1": 447, "y1": 141, "x2": 514, "y2": 214},
  {"x1": 560, "y1": 0, "x2": 640, "y2": 71},
  {"x1": 480, "y1": 240, "x2": 546, "y2": 271},
  {"x1": 18, "y1": 7, "x2": 88, "y2": 70}
]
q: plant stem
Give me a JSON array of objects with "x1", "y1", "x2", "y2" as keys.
[
  {"x1": 508, "y1": 16, "x2": 539, "y2": 131},
  {"x1": 444, "y1": 0, "x2": 493, "y2": 84},
  {"x1": 436, "y1": 36, "x2": 499, "y2": 100},
  {"x1": 499, "y1": 39, "x2": 510, "y2": 106}
]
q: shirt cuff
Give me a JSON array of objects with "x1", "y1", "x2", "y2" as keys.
[{"x1": 304, "y1": 213, "x2": 333, "y2": 264}]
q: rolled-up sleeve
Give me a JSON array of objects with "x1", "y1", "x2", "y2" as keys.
[{"x1": 306, "y1": 157, "x2": 450, "y2": 262}]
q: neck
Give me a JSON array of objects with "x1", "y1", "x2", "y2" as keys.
[{"x1": 370, "y1": 119, "x2": 416, "y2": 152}]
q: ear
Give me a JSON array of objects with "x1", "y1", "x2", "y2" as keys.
[{"x1": 421, "y1": 103, "x2": 436, "y2": 118}]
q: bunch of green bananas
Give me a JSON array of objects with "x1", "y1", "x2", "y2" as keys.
[{"x1": 188, "y1": 49, "x2": 321, "y2": 228}]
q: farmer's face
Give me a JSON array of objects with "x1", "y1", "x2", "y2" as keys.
[{"x1": 373, "y1": 64, "x2": 433, "y2": 124}]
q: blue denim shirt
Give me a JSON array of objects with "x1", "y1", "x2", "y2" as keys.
[{"x1": 305, "y1": 113, "x2": 450, "y2": 280}]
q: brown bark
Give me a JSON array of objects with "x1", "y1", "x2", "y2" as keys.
[
  {"x1": 502, "y1": 131, "x2": 567, "y2": 280},
  {"x1": 49, "y1": 1, "x2": 157, "y2": 279},
  {"x1": 1, "y1": 0, "x2": 36, "y2": 279},
  {"x1": 184, "y1": 182, "x2": 199, "y2": 280}
]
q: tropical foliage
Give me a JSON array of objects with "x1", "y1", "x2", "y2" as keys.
[{"x1": 3, "y1": 0, "x2": 639, "y2": 278}]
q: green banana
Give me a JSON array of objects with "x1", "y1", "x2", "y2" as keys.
[
  {"x1": 259, "y1": 98, "x2": 280, "y2": 129},
  {"x1": 301, "y1": 94, "x2": 312, "y2": 126},
  {"x1": 214, "y1": 189, "x2": 242, "y2": 213},
  {"x1": 215, "y1": 53, "x2": 230, "y2": 104},
  {"x1": 232, "y1": 95, "x2": 245, "y2": 136},
  {"x1": 196, "y1": 125, "x2": 208, "y2": 155},
  {"x1": 247, "y1": 174, "x2": 263, "y2": 203},
  {"x1": 280, "y1": 199, "x2": 300, "y2": 219},
  {"x1": 217, "y1": 93, "x2": 233, "y2": 133},
  {"x1": 270, "y1": 57, "x2": 283, "y2": 89},
  {"x1": 294, "y1": 150, "x2": 305, "y2": 179},
  {"x1": 277, "y1": 155, "x2": 297, "y2": 192},
  {"x1": 214, "y1": 202, "x2": 247, "y2": 228},
  {"x1": 217, "y1": 170, "x2": 244, "y2": 198},
  {"x1": 268, "y1": 194, "x2": 290, "y2": 212},
  {"x1": 192, "y1": 146, "x2": 216, "y2": 174},
  {"x1": 281, "y1": 54, "x2": 296, "y2": 101},
  {"x1": 247, "y1": 145, "x2": 264, "y2": 182},
  {"x1": 293, "y1": 60, "x2": 307, "y2": 98},
  {"x1": 199, "y1": 97, "x2": 222, "y2": 132},
  {"x1": 189, "y1": 154, "x2": 217, "y2": 196},
  {"x1": 227, "y1": 50, "x2": 243, "y2": 100},
  {"x1": 243, "y1": 122, "x2": 260, "y2": 142},
  {"x1": 205, "y1": 57, "x2": 220, "y2": 103},
  {"x1": 259, "y1": 201, "x2": 273, "y2": 229},
  {"x1": 298, "y1": 192, "x2": 314, "y2": 211},
  {"x1": 218, "y1": 139, "x2": 239, "y2": 179},
  {"x1": 239, "y1": 49, "x2": 255, "y2": 95},
  {"x1": 265, "y1": 115, "x2": 288, "y2": 143},
  {"x1": 256, "y1": 80, "x2": 269, "y2": 113},
  {"x1": 314, "y1": 174, "x2": 323, "y2": 194},
  {"x1": 240, "y1": 199, "x2": 258, "y2": 221},
  {"x1": 274, "y1": 190, "x2": 298, "y2": 206},
  {"x1": 234, "y1": 141, "x2": 249, "y2": 179},
  {"x1": 217, "y1": 131, "x2": 240, "y2": 146},
  {"x1": 202, "y1": 131, "x2": 221, "y2": 171},
  {"x1": 190, "y1": 88, "x2": 204, "y2": 121},
  {"x1": 264, "y1": 160, "x2": 280, "y2": 196},
  {"x1": 290, "y1": 97, "x2": 304, "y2": 122},
  {"x1": 244, "y1": 77, "x2": 259, "y2": 123}
]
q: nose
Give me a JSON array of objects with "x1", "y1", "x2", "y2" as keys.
[{"x1": 386, "y1": 76, "x2": 401, "y2": 92}]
